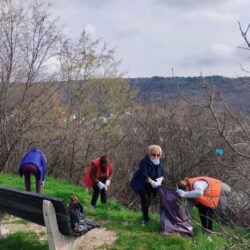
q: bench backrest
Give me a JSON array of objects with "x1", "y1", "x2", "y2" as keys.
[{"x1": 0, "y1": 186, "x2": 73, "y2": 236}]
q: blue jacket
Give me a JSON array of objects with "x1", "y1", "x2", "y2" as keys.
[
  {"x1": 18, "y1": 148, "x2": 47, "y2": 181},
  {"x1": 130, "y1": 155, "x2": 164, "y2": 193}
]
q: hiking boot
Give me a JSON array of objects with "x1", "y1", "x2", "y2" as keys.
[{"x1": 141, "y1": 219, "x2": 149, "y2": 226}]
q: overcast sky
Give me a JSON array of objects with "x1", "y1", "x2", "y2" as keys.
[{"x1": 50, "y1": 0, "x2": 250, "y2": 78}]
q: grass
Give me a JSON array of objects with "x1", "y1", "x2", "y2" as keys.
[
  {"x1": 0, "y1": 173, "x2": 249, "y2": 250},
  {"x1": 0, "y1": 231, "x2": 48, "y2": 250}
]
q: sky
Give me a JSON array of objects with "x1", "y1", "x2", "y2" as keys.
[{"x1": 49, "y1": 0, "x2": 250, "y2": 78}]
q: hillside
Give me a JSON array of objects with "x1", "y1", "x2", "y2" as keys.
[
  {"x1": 0, "y1": 173, "x2": 249, "y2": 250},
  {"x1": 128, "y1": 76, "x2": 250, "y2": 115}
]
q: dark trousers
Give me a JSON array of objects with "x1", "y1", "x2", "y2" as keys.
[
  {"x1": 23, "y1": 164, "x2": 42, "y2": 193},
  {"x1": 90, "y1": 182, "x2": 107, "y2": 206},
  {"x1": 138, "y1": 184, "x2": 156, "y2": 221},
  {"x1": 197, "y1": 205, "x2": 214, "y2": 231}
]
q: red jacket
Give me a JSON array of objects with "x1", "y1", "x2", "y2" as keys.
[
  {"x1": 83, "y1": 157, "x2": 112, "y2": 188},
  {"x1": 188, "y1": 177, "x2": 222, "y2": 208}
]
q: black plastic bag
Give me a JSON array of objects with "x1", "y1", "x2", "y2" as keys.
[
  {"x1": 68, "y1": 195, "x2": 100, "y2": 235},
  {"x1": 68, "y1": 195, "x2": 86, "y2": 233}
]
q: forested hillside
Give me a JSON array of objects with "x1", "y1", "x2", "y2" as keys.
[{"x1": 129, "y1": 76, "x2": 250, "y2": 114}]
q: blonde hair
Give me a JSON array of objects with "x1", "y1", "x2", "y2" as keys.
[{"x1": 147, "y1": 145, "x2": 162, "y2": 157}]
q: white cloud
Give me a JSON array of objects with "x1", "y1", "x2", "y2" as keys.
[
  {"x1": 154, "y1": 0, "x2": 239, "y2": 10},
  {"x1": 115, "y1": 20, "x2": 144, "y2": 38},
  {"x1": 185, "y1": 10, "x2": 238, "y2": 25},
  {"x1": 47, "y1": 0, "x2": 250, "y2": 77},
  {"x1": 179, "y1": 43, "x2": 248, "y2": 68},
  {"x1": 84, "y1": 24, "x2": 96, "y2": 36},
  {"x1": 210, "y1": 44, "x2": 235, "y2": 57},
  {"x1": 75, "y1": 0, "x2": 114, "y2": 9}
]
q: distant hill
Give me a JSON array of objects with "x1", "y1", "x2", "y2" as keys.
[{"x1": 128, "y1": 76, "x2": 250, "y2": 115}]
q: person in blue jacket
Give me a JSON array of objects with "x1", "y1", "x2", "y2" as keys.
[
  {"x1": 18, "y1": 148, "x2": 47, "y2": 193},
  {"x1": 130, "y1": 145, "x2": 165, "y2": 226}
]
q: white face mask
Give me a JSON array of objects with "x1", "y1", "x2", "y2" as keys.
[{"x1": 150, "y1": 158, "x2": 160, "y2": 165}]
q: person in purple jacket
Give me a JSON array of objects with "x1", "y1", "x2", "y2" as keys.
[
  {"x1": 18, "y1": 148, "x2": 47, "y2": 193},
  {"x1": 130, "y1": 145, "x2": 165, "y2": 226}
]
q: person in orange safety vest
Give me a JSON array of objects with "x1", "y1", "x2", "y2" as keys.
[{"x1": 177, "y1": 176, "x2": 231, "y2": 233}]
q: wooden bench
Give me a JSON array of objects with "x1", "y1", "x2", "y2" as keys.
[{"x1": 0, "y1": 186, "x2": 99, "y2": 250}]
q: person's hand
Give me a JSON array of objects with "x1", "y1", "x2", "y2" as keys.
[
  {"x1": 42, "y1": 181, "x2": 45, "y2": 187},
  {"x1": 155, "y1": 177, "x2": 163, "y2": 185},
  {"x1": 104, "y1": 180, "x2": 110, "y2": 190},
  {"x1": 176, "y1": 189, "x2": 185, "y2": 197},
  {"x1": 105, "y1": 179, "x2": 111, "y2": 187},
  {"x1": 97, "y1": 181, "x2": 105, "y2": 190},
  {"x1": 151, "y1": 181, "x2": 160, "y2": 189}
]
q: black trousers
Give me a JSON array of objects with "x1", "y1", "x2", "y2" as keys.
[
  {"x1": 138, "y1": 184, "x2": 156, "y2": 221},
  {"x1": 197, "y1": 205, "x2": 214, "y2": 231},
  {"x1": 90, "y1": 178, "x2": 107, "y2": 206}
]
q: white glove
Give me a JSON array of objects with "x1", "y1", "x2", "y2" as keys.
[
  {"x1": 42, "y1": 181, "x2": 45, "y2": 187},
  {"x1": 97, "y1": 181, "x2": 105, "y2": 190},
  {"x1": 177, "y1": 189, "x2": 185, "y2": 197},
  {"x1": 155, "y1": 177, "x2": 163, "y2": 185},
  {"x1": 105, "y1": 179, "x2": 111, "y2": 187},
  {"x1": 151, "y1": 181, "x2": 160, "y2": 189}
]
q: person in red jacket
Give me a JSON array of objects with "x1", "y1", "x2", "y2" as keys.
[
  {"x1": 84, "y1": 155, "x2": 112, "y2": 207},
  {"x1": 177, "y1": 176, "x2": 231, "y2": 233}
]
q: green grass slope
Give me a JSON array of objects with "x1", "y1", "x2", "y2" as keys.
[{"x1": 0, "y1": 173, "x2": 247, "y2": 250}]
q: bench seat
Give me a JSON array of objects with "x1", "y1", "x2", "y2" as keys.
[{"x1": 0, "y1": 186, "x2": 99, "y2": 249}]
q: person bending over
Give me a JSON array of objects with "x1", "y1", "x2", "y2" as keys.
[
  {"x1": 18, "y1": 148, "x2": 47, "y2": 193},
  {"x1": 177, "y1": 176, "x2": 231, "y2": 233},
  {"x1": 84, "y1": 155, "x2": 112, "y2": 207}
]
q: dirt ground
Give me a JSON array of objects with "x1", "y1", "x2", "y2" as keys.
[{"x1": 1, "y1": 215, "x2": 117, "y2": 250}]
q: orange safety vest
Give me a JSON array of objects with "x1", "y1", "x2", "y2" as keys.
[
  {"x1": 187, "y1": 177, "x2": 222, "y2": 208},
  {"x1": 83, "y1": 157, "x2": 112, "y2": 188}
]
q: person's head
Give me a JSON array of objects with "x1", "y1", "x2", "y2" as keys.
[
  {"x1": 147, "y1": 145, "x2": 162, "y2": 159},
  {"x1": 100, "y1": 155, "x2": 111, "y2": 169},
  {"x1": 178, "y1": 177, "x2": 189, "y2": 191}
]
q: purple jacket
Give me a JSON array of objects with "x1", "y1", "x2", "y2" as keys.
[{"x1": 18, "y1": 148, "x2": 47, "y2": 181}]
